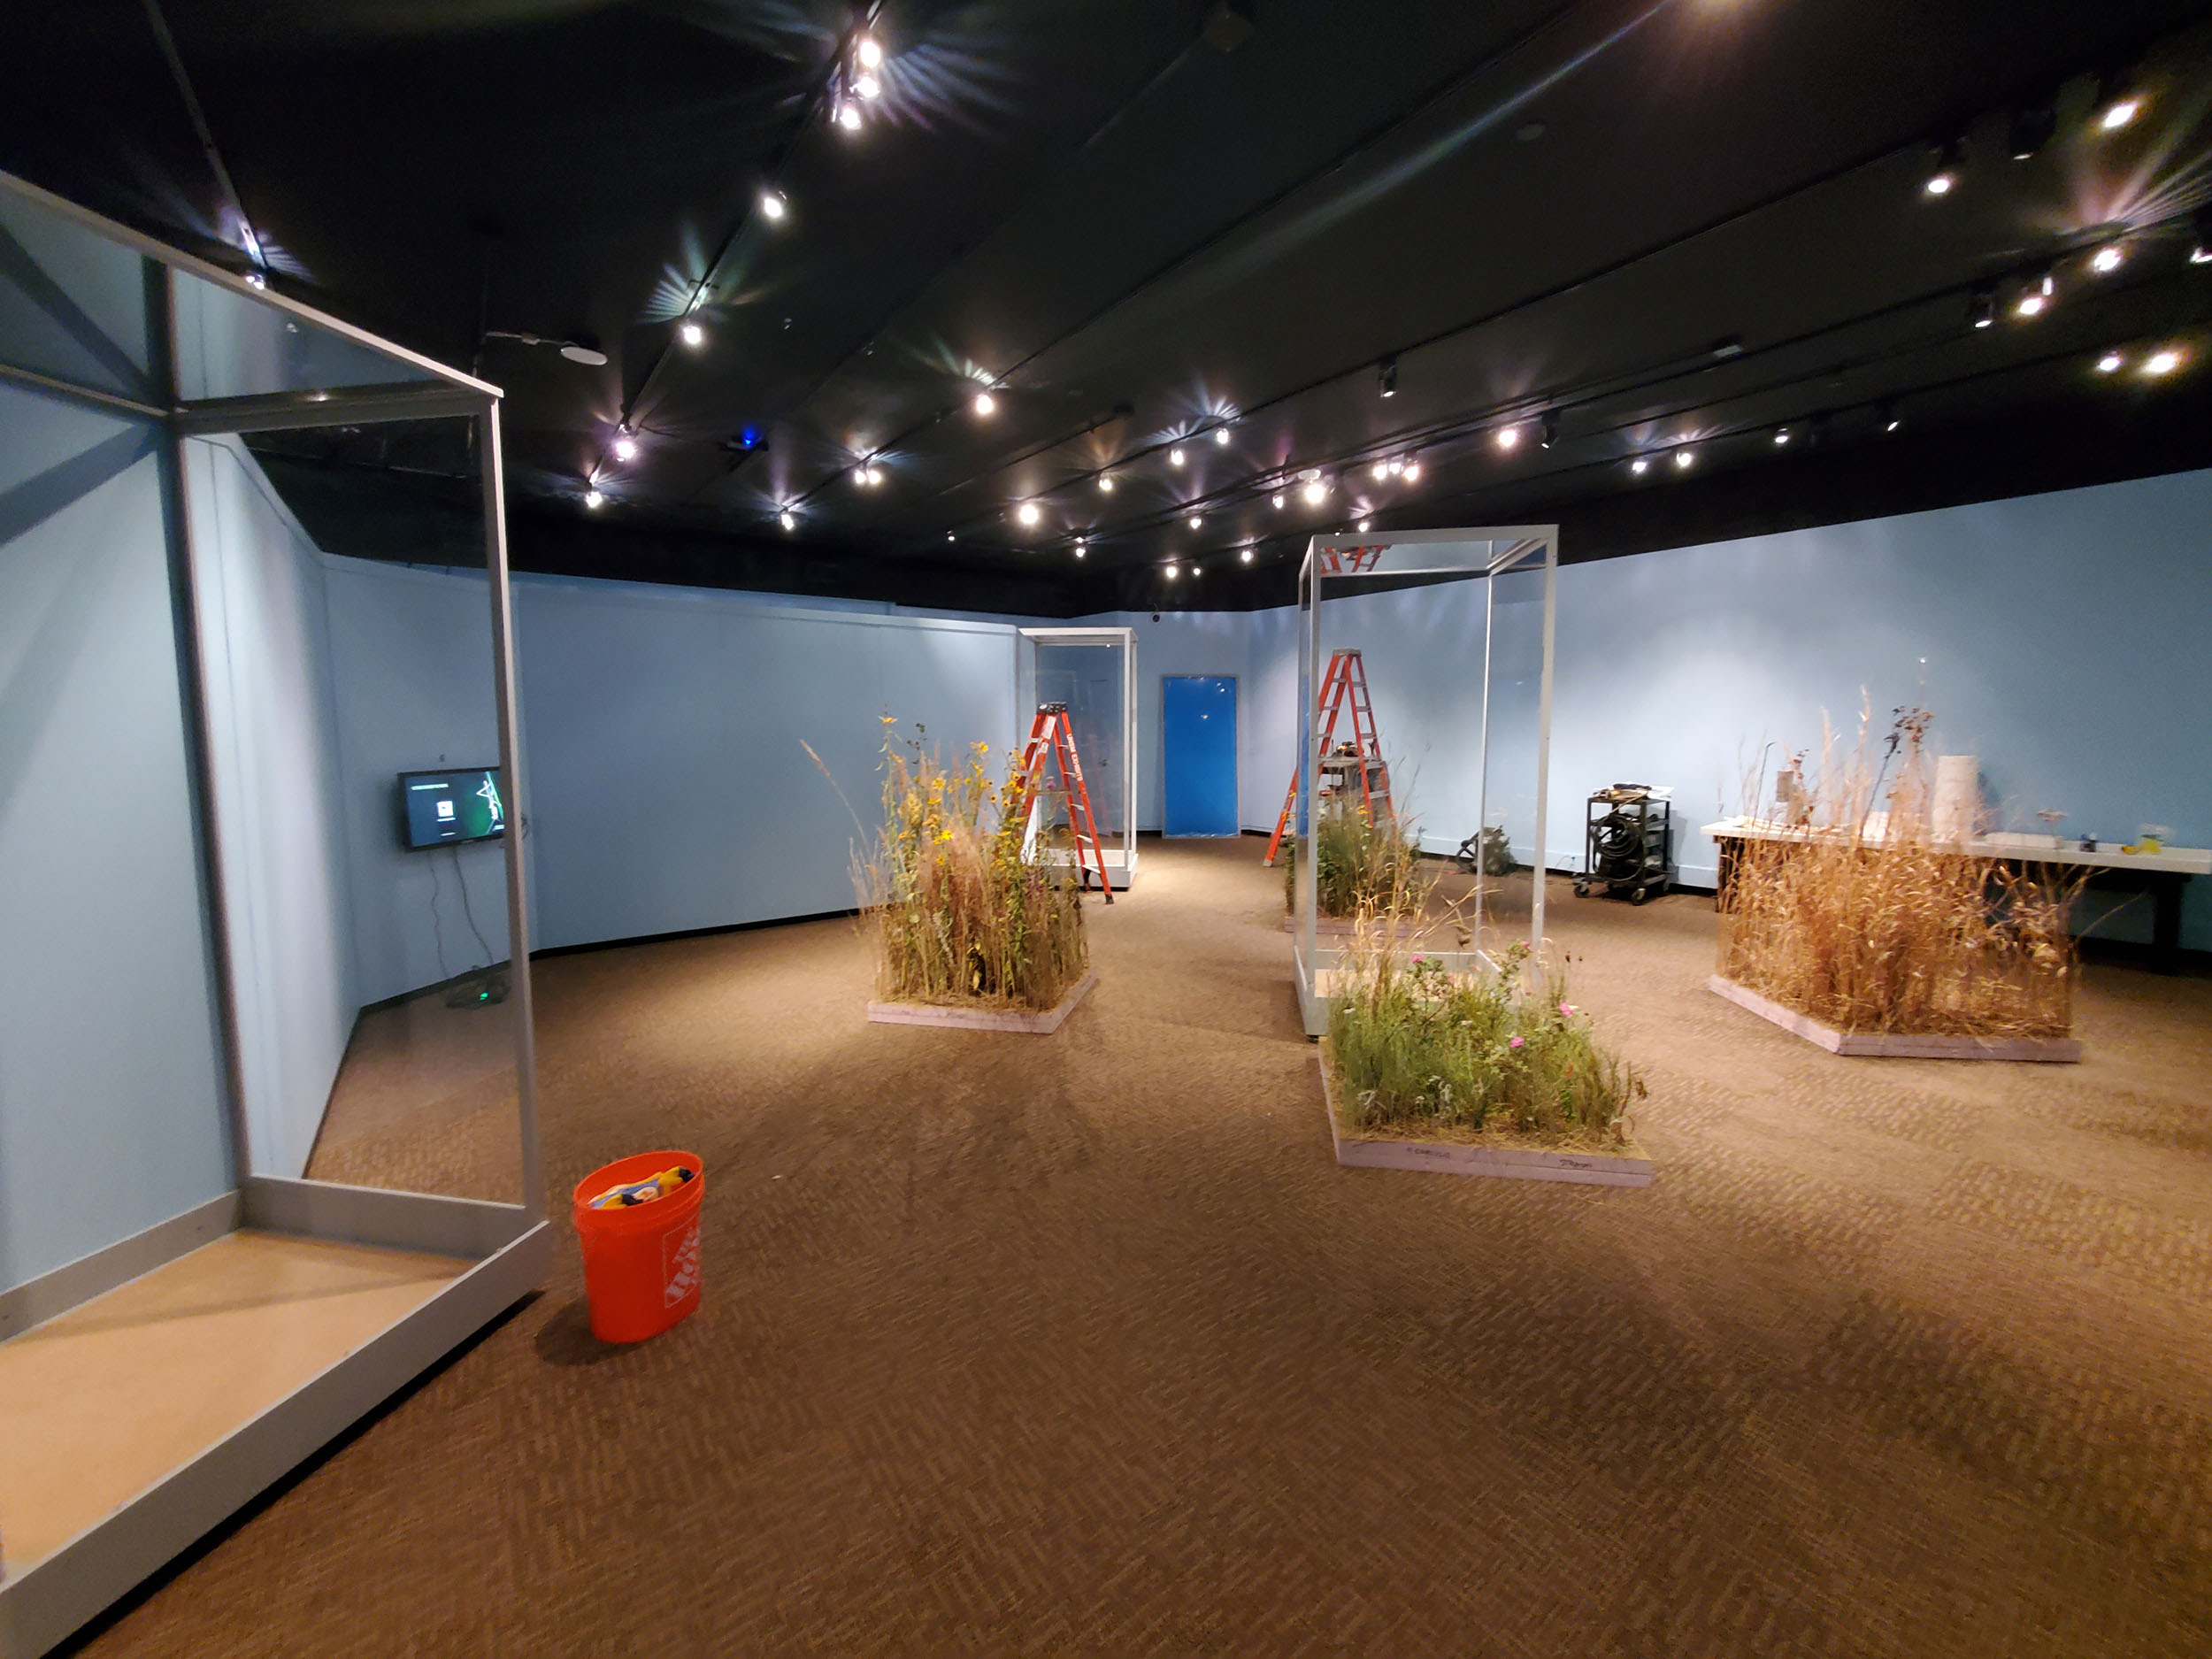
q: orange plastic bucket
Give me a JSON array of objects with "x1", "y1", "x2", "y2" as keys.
[{"x1": 572, "y1": 1149, "x2": 705, "y2": 1343}]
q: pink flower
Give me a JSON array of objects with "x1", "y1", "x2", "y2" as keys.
[
  {"x1": 1509, "y1": 1036, "x2": 1525, "y2": 1050},
  {"x1": 1559, "y1": 1002, "x2": 1576, "y2": 1018}
]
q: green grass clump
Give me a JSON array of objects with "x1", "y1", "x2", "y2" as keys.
[
  {"x1": 1327, "y1": 941, "x2": 1641, "y2": 1148},
  {"x1": 1285, "y1": 798, "x2": 1432, "y2": 918}
]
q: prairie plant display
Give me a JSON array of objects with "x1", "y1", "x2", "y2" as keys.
[
  {"x1": 1327, "y1": 921, "x2": 1641, "y2": 1149},
  {"x1": 1722, "y1": 705, "x2": 2080, "y2": 1037},
  {"x1": 1285, "y1": 795, "x2": 1433, "y2": 917},
  {"x1": 863, "y1": 724, "x2": 1087, "y2": 1010}
]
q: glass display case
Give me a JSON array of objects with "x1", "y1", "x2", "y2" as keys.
[{"x1": 1016, "y1": 626, "x2": 1138, "y2": 889}]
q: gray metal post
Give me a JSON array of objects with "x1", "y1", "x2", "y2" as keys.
[
  {"x1": 1531, "y1": 536, "x2": 1557, "y2": 956},
  {"x1": 479, "y1": 403, "x2": 545, "y2": 1218}
]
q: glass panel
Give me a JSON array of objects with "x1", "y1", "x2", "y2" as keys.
[
  {"x1": 0, "y1": 192, "x2": 155, "y2": 400},
  {"x1": 170, "y1": 266, "x2": 438, "y2": 401},
  {"x1": 184, "y1": 414, "x2": 523, "y2": 1203},
  {"x1": 1018, "y1": 628, "x2": 1138, "y2": 885}
]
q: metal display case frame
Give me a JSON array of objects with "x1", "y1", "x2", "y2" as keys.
[{"x1": 1016, "y1": 625, "x2": 1139, "y2": 890}]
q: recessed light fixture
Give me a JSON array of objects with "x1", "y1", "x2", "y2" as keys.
[
  {"x1": 2096, "y1": 350, "x2": 2125, "y2": 373},
  {"x1": 1017, "y1": 502, "x2": 1042, "y2": 526},
  {"x1": 1170, "y1": 447, "x2": 1186, "y2": 467},
  {"x1": 1495, "y1": 425, "x2": 1522, "y2": 451},
  {"x1": 779, "y1": 510, "x2": 795, "y2": 531},
  {"x1": 760, "y1": 189, "x2": 787, "y2": 221},
  {"x1": 584, "y1": 488, "x2": 604, "y2": 509},
  {"x1": 1378, "y1": 355, "x2": 1398, "y2": 398},
  {"x1": 1097, "y1": 474, "x2": 1115, "y2": 493},
  {"x1": 972, "y1": 390, "x2": 996, "y2": 416},
  {"x1": 680, "y1": 320, "x2": 705, "y2": 348},
  {"x1": 2142, "y1": 347, "x2": 2183, "y2": 376},
  {"x1": 1673, "y1": 448, "x2": 1695, "y2": 470},
  {"x1": 2091, "y1": 242, "x2": 2124, "y2": 275},
  {"x1": 1924, "y1": 139, "x2": 1962, "y2": 196}
]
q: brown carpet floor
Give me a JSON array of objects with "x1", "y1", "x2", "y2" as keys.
[{"x1": 81, "y1": 839, "x2": 2212, "y2": 1656}]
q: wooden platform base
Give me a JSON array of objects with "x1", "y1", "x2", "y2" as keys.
[
  {"x1": 0, "y1": 1231, "x2": 465, "y2": 1578},
  {"x1": 1707, "y1": 975, "x2": 2083, "y2": 1062},
  {"x1": 1317, "y1": 1053, "x2": 1654, "y2": 1187},
  {"x1": 867, "y1": 969, "x2": 1098, "y2": 1033}
]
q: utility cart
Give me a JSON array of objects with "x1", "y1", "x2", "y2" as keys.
[{"x1": 1575, "y1": 785, "x2": 1671, "y2": 903}]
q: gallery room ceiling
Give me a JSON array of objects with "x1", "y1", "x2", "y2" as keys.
[{"x1": 6, "y1": 0, "x2": 2212, "y2": 613}]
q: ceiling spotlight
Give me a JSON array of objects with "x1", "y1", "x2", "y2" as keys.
[
  {"x1": 1302, "y1": 480, "x2": 1328, "y2": 505},
  {"x1": 2096, "y1": 350, "x2": 2125, "y2": 373},
  {"x1": 1170, "y1": 447, "x2": 1187, "y2": 467},
  {"x1": 836, "y1": 102, "x2": 862, "y2": 132},
  {"x1": 1672, "y1": 448, "x2": 1695, "y2": 470},
  {"x1": 778, "y1": 510, "x2": 796, "y2": 531},
  {"x1": 1271, "y1": 492, "x2": 1286, "y2": 509},
  {"x1": 972, "y1": 389, "x2": 996, "y2": 416},
  {"x1": 1401, "y1": 459, "x2": 1420, "y2": 482},
  {"x1": 1878, "y1": 402, "x2": 1901, "y2": 433},
  {"x1": 2015, "y1": 271, "x2": 2054, "y2": 318},
  {"x1": 946, "y1": 532, "x2": 956, "y2": 541},
  {"x1": 1240, "y1": 547, "x2": 1254, "y2": 563},
  {"x1": 1969, "y1": 287, "x2": 1996, "y2": 329},
  {"x1": 1540, "y1": 412, "x2": 1560, "y2": 449},
  {"x1": 2007, "y1": 102, "x2": 2055, "y2": 162},
  {"x1": 1356, "y1": 518, "x2": 1371, "y2": 533},
  {"x1": 2142, "y1": 348, "x2": 2183, "y2": 377},
  {"x1": 612, "y1": 433, "x2": 639, "y2": 462},
  {"x1": 1630, "y1": 457, "x2": 1650, "y2": 476},
  {"x1": 1494, "y1": 424, "x2": 1522, "y2": 451},
  {"x1": 856, "y1": 35, "x2": 883, "y2": 69},
  {"x1": 1017, "y1": 501, "x2": 1041, "y2": 526},
  {"x1": 856, "y1": 464, "x2": 882, "y2": 487},
  {"x1": 2091, "y1": 242, "x2": 2124, "y2": 275},
  {"x1": 1371, "y1": 460, "x2": 1390, "y2": 480},
  {"x1": 1214, "y1": 426, "x2": 1232, "y2": 446},
  {"x1": 680, "y1": 320, "x2": 705, "y2": 348},
  {"x1": 1924, "y1": 139, "x2": 1962, "y2": 196},
  {"x1": 243, "y1": 269, "x2": 267, "y2": 290},
  {"x1": 584, "y1": 488, "x2": 604, "y2": 509},
  {"x1": 1097, "y1": 474, "x2": 1115, "y2": 493},
  {"x1": 2189, "y1": 209, "x2": 2212, "y2": 265},
  {"x1": 1378, "y1": 355, "x2": 1398, "y2": 398},
  {"x1": 1773, "y1": 427, "x2": 1792, "y2": 446},
  {"x1": 1164, "y1": 564, "x2": 1179, "y2": 580},
  {"x1": 1074, "y1": 542, "x2": 1087, "y2": 559},
  {"x1": 1187, "y1": 514, "x2": 1202, "y2": 530},
  {"x1": 1386, "y1": 458, "x2": 1403, "y2": 476},
  {"x1": 760, "y1": 189, "x2": 787, "y2": 221},
  {"x1": 2095, "y1": 69, "x2": 2143, "y2": 132},
  {"x1": 854, "y1": 72, "x2": 882, "y2": 100}
]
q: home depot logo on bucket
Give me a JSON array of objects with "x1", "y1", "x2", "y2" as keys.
[{"x1": 664, "y1": 1217, "x2": 701, "y2": 1307}]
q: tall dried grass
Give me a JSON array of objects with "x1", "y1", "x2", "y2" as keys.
[
  {"x1": 1720, "y1": 705, "x2": 2081, "y2": 1038},
  {"x1": 863, "y1": 725, "x2": 1087, "y2": 1010}
]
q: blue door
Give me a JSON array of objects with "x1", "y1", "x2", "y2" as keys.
[{"x1": 1162, "y1": 676, "x2": 1238, "y2": 836}]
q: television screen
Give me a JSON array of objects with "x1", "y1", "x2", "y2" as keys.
[{"x1": 398, "y1": 768, "x2": 506, "y2": 849}]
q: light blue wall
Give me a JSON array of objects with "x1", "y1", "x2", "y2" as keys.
[
  {"x1": 0, "y1": 387, "x2": 233, "y2": 1293},
  {"x1": 512, "y1": 573, "x2": 1019, "y2": 950},
  {"x1": 185, "y1": 437, "x2": 357, "y2": 1178},
  {"x1": 1071, "y1": 610, "x2": 1255, "y2": 833},
  {"x1": 321, "y1": 558, "x2": 511, "y2": 1006},
  {"x1": 1241, "y1": 468, "x2": 2212, "y2": 949}
]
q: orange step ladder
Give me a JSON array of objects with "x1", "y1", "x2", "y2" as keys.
[
  {"x1": 1010, "y1": 703, "x2": 1115, "y2": 902},
  {"x1": 1263, "y1": 649, "x2": 1393, "y2": 864}
]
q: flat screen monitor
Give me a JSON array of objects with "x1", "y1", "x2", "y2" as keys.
[{"x1": 398, "y1": 767, "x2": 506, "y2": 849}]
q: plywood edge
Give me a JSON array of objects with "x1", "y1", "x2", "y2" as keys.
[
  {"x1": 0, "y1": 1192, "x2": 241, "y2": 1341},
  {"x1": 868, "y1": 968, "x2": 1097, "y2": 1033},
  {"x1": 1314, "y1": 1049, "x2": 1653, "y2": 1187},
  {"x1": 0, "y1": 1222, "x2": 549, "y2": 1657},
  {"x1": 1707, "y1": 976, "x2": 2081, "y2": 1062}
]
